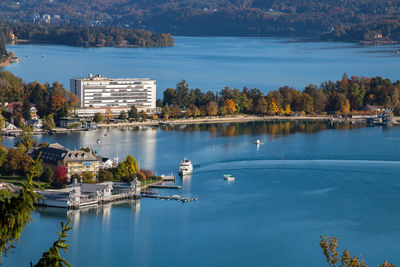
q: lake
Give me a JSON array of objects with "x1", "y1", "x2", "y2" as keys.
[
  {"x1": 4, "y1": 37, "x2": 400, "y2": 99},
  {"x1": 2, "y1": 121, "x2": 400, "y2": 266}
]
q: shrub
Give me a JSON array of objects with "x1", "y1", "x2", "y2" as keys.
[
  {"x1": 136, "y1": 171, "x2": 146, "y2": 182},
  {"x1": 140, "y1": 168, "x2": 153, "y2": 178},
  {"x1": 40, "y1": 168, "x2": 53, "y2": 183}
]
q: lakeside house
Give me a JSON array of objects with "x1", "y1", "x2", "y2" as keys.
[
  {"x1": 28, "y1": 143, "x2": 100, "y2": 179},
  {"x1": 36, "y1": 180, "x2": 141, "y2": 208},
  {"x1": 2, "y1": 122, "x2": 20, "y2": 132},
  {"x1": 97, "y1": 156, "x2": 115, "y2": 169},
  {"x1": 4, "y1": 102, "x2": 39, "y2": 120}
]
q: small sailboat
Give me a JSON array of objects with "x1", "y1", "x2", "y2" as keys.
[{"x1": 254, "y1": 139, "x2": 264, "y2": 145}]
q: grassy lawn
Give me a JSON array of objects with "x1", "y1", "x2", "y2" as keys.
[{"x1": 0, "y1": 175, "x2": 53, "y2": 189}]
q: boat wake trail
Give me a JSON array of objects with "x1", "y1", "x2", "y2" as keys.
[{"x1": 193, "y1": 159, "x2": 400, "y2": 174}]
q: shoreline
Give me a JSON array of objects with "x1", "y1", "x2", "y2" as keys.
[
  {"x1": 2, "y1": 115, "x2": 399, "y2": 137},
  {"x1": 97, "y1": 115, "x2": 333, "y2": 128}
]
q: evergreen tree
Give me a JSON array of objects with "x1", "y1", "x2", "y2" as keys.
[
  {"x1": 128, "y1": 105, "x2": 139, "y2": 121},
  {"x1": 32, "y1": 220, "x2": 72, "y2": 267},
  {"x1": 22, "y1": 98, "x2": 32, "y2": 121},
  {"x1": 0, "y1": 156, "x2": 41, "y2": 260},
  {"x1": 0, "y1": 41, "x2": 7, "y2": 62}
]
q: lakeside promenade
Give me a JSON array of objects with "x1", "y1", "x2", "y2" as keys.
[
  {"x1": 96, "y1": 115, "x2": 400, "y2": 128},
  {"x1": 4, "y1": 114, "x2": 398, "y2": 136},
  {"x1": 97, "y1": 115, "x2": 332, "y2": 128}
]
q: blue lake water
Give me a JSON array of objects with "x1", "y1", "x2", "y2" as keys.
[
  {"x1": 1, "y1": 36, "x2": 400, "y2": 266},
  {"x1": 2, "y1": 122, "x2": 400, "y2": 266},
  {"x1": 4, "y1": 37, "x2": 400, "y2": 99}
]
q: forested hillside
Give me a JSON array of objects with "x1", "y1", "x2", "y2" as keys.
[{"x1": 0, "y1": 0, "x2": 399, "y2": 41}]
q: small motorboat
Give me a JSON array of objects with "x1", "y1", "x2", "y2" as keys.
[
  {"x1": 96, "y1": 138, "x2": 101, "y2": 144},
  {"x1": 223, "y1": 174, "x2": 235, "y2": 181},
  {"x1": 254, "y1": 139, "x2": 264, "y2": 145}
]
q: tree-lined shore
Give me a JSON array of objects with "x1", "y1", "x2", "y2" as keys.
[
  {"x1": 0, "y1": 0, "x2": 399, "y2": 43},
  {"x1": 0, "y1": 71, "x2": 399, "y2": 132},
  {"x1": 158, "y1": 76, "x2": 400, "y2": 119},
  {"x1": 0, "y1": 23, "x2": 174, "y2": 48}
]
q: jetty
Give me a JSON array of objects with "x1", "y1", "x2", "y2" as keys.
[
  {"x1": 149, "y1": 184, "x2": 181, "y2": 189},
  {"x1": 141, "y1": 193, "x2": 198, "y2": 203}
]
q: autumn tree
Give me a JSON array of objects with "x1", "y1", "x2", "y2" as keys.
[
  {"x1": 43, "y1": 114, "x2": 56, "y2": 131},
  {"x1": 52, "y1": 165, "x2": 68, "y2": 188},
  {"x1": 139, "y1": 110, "x2": 149, "y2": 120},
  {"x1": 161, "y1": 105, "x2": 172, "y2": 119},
  {"x1": 115, "y1": 161, "x2": 129, "y2": 181},
  {"x1": 124, "y1": 155, "x2": 138, "y2": 175},
  {"x1": 97, "y1": 169, "x2": 114, "y2": 182},
  {"x1": 4, "y1": 148, "x2": 32, "y2": 175},
  {"x1": 320, "y1": 236, "x2": 394, "y2": 267},
  {"x1": 255, "y1": 97, "x2": 268, "y2": 115},
  {"x1": 186, "y1": 104, "x2": 200, "y2": 117},
  {"x1": 268, "y1": 101, "x2": 279, "y2": 115},
  {"x1": 81, "y1": 171, "x2": 95, "y2": 183},
  {"x1": 50, "y1": 94, "x2": 69, "y2": 120},
  {"x1": 284, "y1": 104, "x2": 292, "y2": 115},
  {"x1": 341, "y1": 99, "x2": 351, "y2": 114},
  {"x1": 206, "y1": 101, "x2": 218, "y2": 116},
  {"x1": 223, "y1": 99, "x2": 236, "y2": 115},
  {"x1": 170, "y1": 105, "x2": 181, "y2": 118},
  {"x1": 105, "y1": 107, "x2": 113, "y2": 121}
]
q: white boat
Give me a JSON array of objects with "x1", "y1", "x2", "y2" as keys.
[
  {"x1": 179, "y1": 159, "x2": 193, "y2": 176},
  {"x1": 254, "y1": 139, "x2": 264, "y2": 145},
  {"x1": 224, "y1": 174, "x2": 235, "y2": 181},
  {"x1": 96, "y1": 138, "x2": 101, "y2": 144}
]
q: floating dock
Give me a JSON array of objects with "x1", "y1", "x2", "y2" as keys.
[{"x1": 141, "y1": 193, "x2": 198, "y2": 203}]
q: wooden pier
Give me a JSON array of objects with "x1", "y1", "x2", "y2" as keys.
[
  {"x1": 161, "y1": 175, "x2": 176, "y2": 181},
  {"x1": 149, "y1": 184, "x2": 182, "y2": 189}
]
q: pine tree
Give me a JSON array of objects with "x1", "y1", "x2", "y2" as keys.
[
  {"x1": 0, "y1": 156, "x2": 42, "y2": 260},
  {"x1": 0, "y1": 41, "x2": 7, "y2": 62},
  {"x1": 32, "y1": 220, "x2": 72, "y2": 267}
]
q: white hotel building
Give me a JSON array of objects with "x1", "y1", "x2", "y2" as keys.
[{"x1": 70, "y1": 74, "x2": 157, "y2": 118}]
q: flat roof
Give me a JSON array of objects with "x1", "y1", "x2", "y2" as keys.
[{"x1": 71, "y1": 77, "x2": 155, "y2": 81}]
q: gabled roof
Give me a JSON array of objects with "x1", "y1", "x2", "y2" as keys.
[
  {"x1": 64, "y1": 150, "x2": 97, "y2": 162},
  {"x1": 29, "y1": 143, "x2": 98, "y2": 164}
]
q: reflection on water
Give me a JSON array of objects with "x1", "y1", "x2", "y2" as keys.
[
  {"x1": 161, "y1": 121, "x2": 364, "y2": 137},
  {"x1": 4, "y1": 120, "x2": 400, "y2": 267},
  {"x1": 35, "y1": 199, "x2": 141, "y2": 227},
  {"x1": 180, "y1": 175, "x2": 192, "y2": 193}
]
